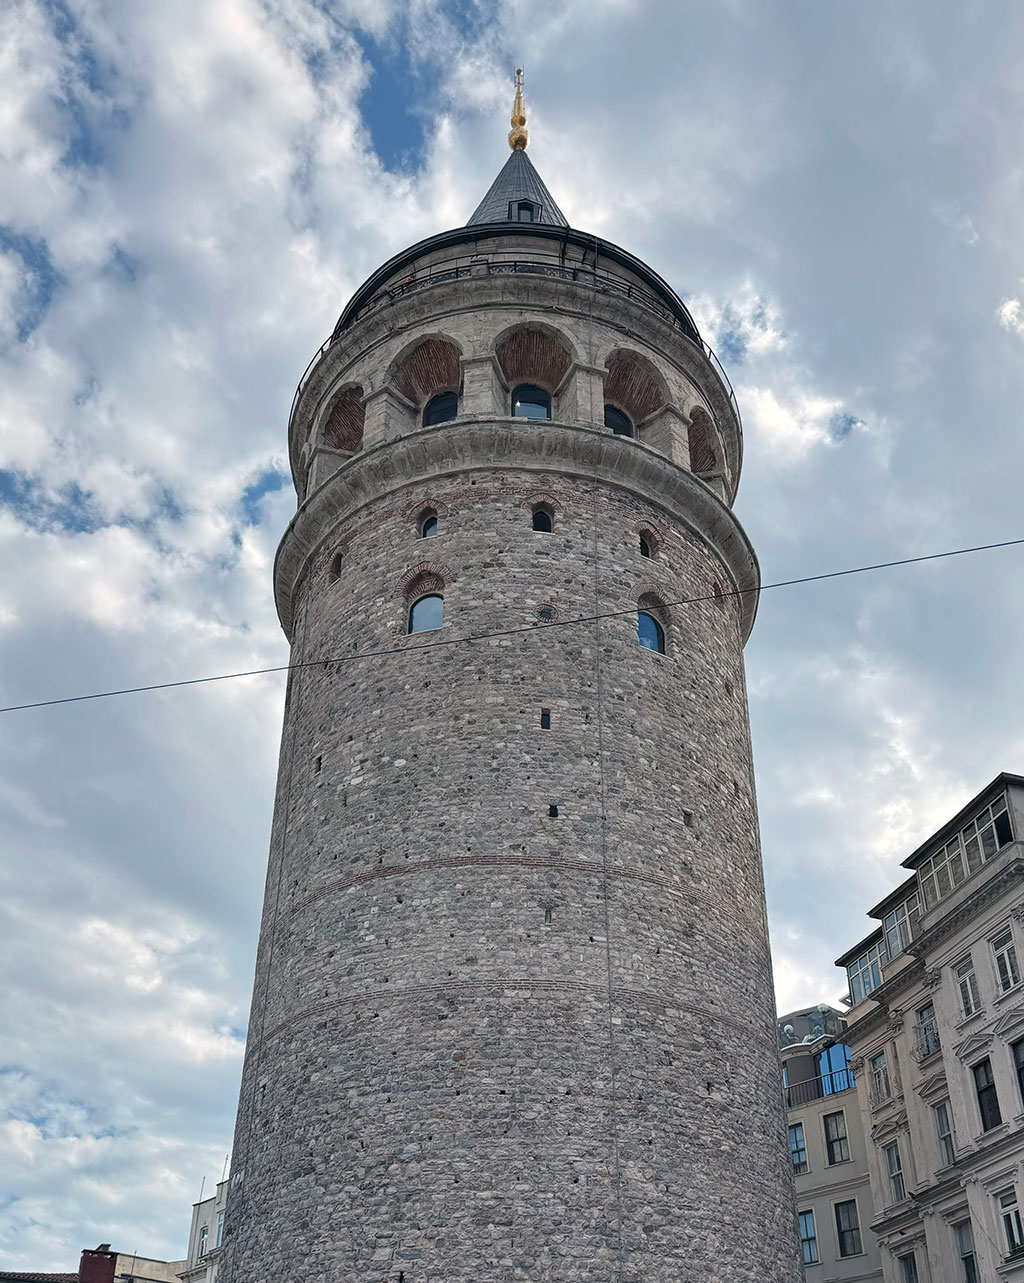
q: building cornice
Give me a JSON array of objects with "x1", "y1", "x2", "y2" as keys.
[{"x1": 273, "y1": 418, "x2": 760, "y2": 642}]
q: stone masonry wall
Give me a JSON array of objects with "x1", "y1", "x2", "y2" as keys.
[{"x1": 220, "y1": 423, "x2": 801, "y2": 1280}]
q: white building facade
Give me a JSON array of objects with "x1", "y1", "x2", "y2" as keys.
[{"x1": 838, "y1": 773, "x2": 1024, "y2": 1283}]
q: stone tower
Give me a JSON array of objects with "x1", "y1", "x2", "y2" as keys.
[{"x1": 220, "y1": 78, "x2": 801, "y2": 1283}]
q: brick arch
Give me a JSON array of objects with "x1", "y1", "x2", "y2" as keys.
[
  {"x1": 603, "y1": 349, "x2": 669, "y2": 425},
  {"x1": 635, "y1": 585, "x2": 672, "y2": 627},
  {"x1": 396, "y1": 560, "x2": 452, "y2": 602},
  {"x1": 390, "y1": 336, "x2": 462, "y2": 408},
  {"x1": 322, "y1": 385, "x2": 364, "y2": 452},
  {"x1": 520, "y1": 490, "x2": 563, "y2": 515},
  {"x1": 688, "y1": 407, "x2": 718, "y2": 474},
  {"x1": 494, "y1": 324, "x2": 573, "y2": 392},
  {"x1": 404, "y1": 495, "x2": 449, "y2": 520}
]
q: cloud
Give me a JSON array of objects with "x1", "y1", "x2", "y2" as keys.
[{"x1": 998, "y1": 297, "x2": 1024, "y2": 337}]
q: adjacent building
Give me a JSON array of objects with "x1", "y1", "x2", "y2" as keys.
[
  {"x1": 177, "y1": 1181, "x2": 227, "y2": 1283},
  {"x1": 837, "y1": 772, "x2": 1024, "y2": 1283},
  {"x1": 779, "y1": 1006, "x2": 883, "y2": 1281}
]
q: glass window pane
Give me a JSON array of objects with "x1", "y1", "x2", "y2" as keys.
[
  {"x1": 637, "y1": 611, "x2": 665, "y2": 653},
  {"x1": 604, "y1": 405, "x2": 633, "y2": 436},
  {"x1": 512, "y1": 384, "x2": 551, "y2": 419},
  {"x1": 422, "y1": 392, "x2": 458, "y2": 426},
  {"x1": 409, "y1": 594, "x2": 443, "y2": 633}
]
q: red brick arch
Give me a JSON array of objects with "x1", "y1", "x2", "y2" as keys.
[
  {"x1": 396, "y1": 560, "x2": 452, "y2": 601},
  {"x1": 322, "y1": 386, "x2": 364, "y2": 452},
  {"x1": 688, "y1": 408, "x2": 718, "y2": 473},
  {"x1": 494, "y1": 324, "x2": 573, "y2": 392},
  {"x1": 390, "y1": 337, "x2": 462, "y2": 407},
  {"x1": 603, "y1": 349, "x2": 668, "y2": 425}
]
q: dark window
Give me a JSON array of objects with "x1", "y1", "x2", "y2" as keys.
[
  {"x1": 798, "y1": 1210, "x2": 818, "y2": 1265},
  {"x1": 935, "y1": 1100, "x2": 956, "y2": 1167},
  {"x1": 408, "y1": 594, "x2": 443, "y2": 634},
  {"x1": 328, "y1": 551, "x2": 343, "y2": 582},
  {"x1": 604, "y1": 405, "x2": 633, "y2": 436},
  {"x1": 420, "y1": 515, "x2": 438, "y2": 538},
  {"x1": 897, "y1": 1252, "x2": 919, "y2": 1283},
  {"x1": 974, "y1": 1057, "x2": 1002, "y2": 1131},
  {"x1": 639, "y1": 536, "x2": 651, "y2": 558},
  {"x1": 637, "y1": 611, "x2": 665, "y2": 654},
  {"x1": 512, "y1": 384, "x2": 551, "y2": 419},
  {"x1": 824, "y1": 1111, "x2": 850, "y2": 1165},
  {"x1": 954, "y1": 1220, "x2": 978, "y2": 1283},
  {"x1": 532, "y1": 507, "x2": 553, "y2": 532},
  {"x1": 423, "y1": 391, "x2": 458, "y2": 426},
  {"x1": 834, "y1": 1200, "x2": 862, "y2": 1257},
  {"x1": 512, "y1": 200, "x2": 537, "y2": 222},
  {"x1": 540, "y1": 709, "x2": 551, "y2": 730},
  {"x1": 1013, "y1": 1040, "x2": 1024, "y2": 1106},
  {"x1": 548, "y1": 804, "x2": 558, "y2": 818},
  {"x1": 788, "y1": 1123, "x2": 807, "y2": 1174}
]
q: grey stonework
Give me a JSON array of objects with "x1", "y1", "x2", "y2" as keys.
[{"x1": 219, "y1": 224, "x2": 802, "y2": 1282}]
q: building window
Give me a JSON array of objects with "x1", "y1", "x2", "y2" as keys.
[
  {"x1": 834, "y1": 1200, "x2": 863, "y2": 1257},
  {"x1": 512, "y1": 384, "x2": 551, "y2": 419},
  {"x1": 992, "y1": 926, "x2": 1021, "y2": 993},
  {"x1": 408, "y1": 594, "x2": 443, "y2": 634},
  {"x1": 422, "y1": 391, "x2": 458, "y2": 426},
  {"x1": 639, "y1": 534, "x2": 651, "y2": 558},
  {"x1": 604, "y1": 405, "x2": 633, "y2": 436},
  {"x1": 869, "y1": 1049, "x2": 892, "y2": 1104},
  {"x1": 198, "y1": 1226, "x2": 208, "y2": 1258},
  {"x1": 897, "y1": 1252, "x2": 919, "y2": 1283},
  {"x1": 883, "y1": 893, "x2": 920, "y2": 958},
  {"x1": 637, "y1": 611, "x2": 665, "y2": 654},
  {"x1": 512, "y1": 200, "x2": 538, "y2": 222},
  {"x1": 915, "y1": 1001, "x2": 940, "y2": 1059},
  {"x1": 884, "y1": 1141, "x2": 906, "y2": 1202},
  {"x1": 934, "y1": 1100, "x2": 955, "y2": 1167},
  {"x1": 531, "y1": 503, "x2": 554, "y2": 533},
  {"x1": 973, "y1": 1057, "x2": 1002, "y2": 1131},
  {"x1": 848, "y1": 937, "x2": 887, "y2": 1002},
  {"x1": 824, "y1": 1110, "x2": 850, "y2": 1165},
  {"x1": 999, "y1": 1188, "x2": 1024, "y2": 1256},
  {"x1": 789, "y1": 1123, "x2": 808, "y2": 1174},
  {"x1": 953, "y1": 1219, "x2": 978, "y2": 1283},
  {"x1": 917, "y1": 794, "x2": 1013, "y2": 908},
  {"x1": 799, "y1": 1210, "x2": 818, "y2": 1265},
  {"x1": 817, "y1": 1042, "x2": 853, "y2": 1095},
  {"x1": 216, "y1": 1211, "x2": 224, "y2": 1248},
  {"x1": 955, "y1": 954, "x2": 982, "y2": 1019},
  {"x1": 418, "y1": 509, "x2": 438, "y2": 538}
]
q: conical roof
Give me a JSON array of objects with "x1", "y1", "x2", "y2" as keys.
[{"x1": 467, "y1": 148, "x2": 567, "y2": 227}]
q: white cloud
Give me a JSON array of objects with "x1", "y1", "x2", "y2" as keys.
[{"x1": 998, "y1": 297, "x2": 1024, "y2": 337}]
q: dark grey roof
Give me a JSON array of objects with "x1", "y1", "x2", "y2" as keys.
[{"x1": 467, "y1": 149, "x2": 567, "y2": 227}]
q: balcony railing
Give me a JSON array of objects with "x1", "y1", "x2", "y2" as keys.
[
  {"x1": 912, "y1": 1023, "x2": 941, "y2": 1062},
  {"x1": 869, "y1": 1069, "x2": 902, "y2": 1109},
  {"x1": 784, "y1": 1069, "x2": 856, "y2": 1108}
]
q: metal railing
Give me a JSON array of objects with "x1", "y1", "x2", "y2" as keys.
[
  {"x1": 912, "y1": 1022, "x2": 941, "y2": 1062},
  {"x1": 287, "y1": 251, "x2": 743, "y2": 434},
  {"x1": 784, "y1": 1069, "x2": 856, "y2": 1108}
]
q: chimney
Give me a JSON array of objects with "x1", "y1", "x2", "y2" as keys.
[{"x1": 79, "y1": 1245, "x2": 116, "y2": 1283}]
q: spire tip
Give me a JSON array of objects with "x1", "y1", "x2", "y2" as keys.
[{"x1": 508, "y1": 67, "x2": 529, "y2": 151}]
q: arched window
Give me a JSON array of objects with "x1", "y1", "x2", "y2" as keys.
[
  {"x1": 512, "y1": 384, "x2": 551, "y2": 420},
  {"x1": 605, "y1": 405, "x2": 633, "y2": 437},
  {"x1": 327, "y1": 551, "x2": 344, "y2": 582},
  {"x1": 532, "y1": 504, "x2": 553, "y2": 533},
  {"x1": 637, "y1": 611, "x2": 665, "y2": 654},
  {"x1": 418, "y1": 509, "x2": 438, "y2": 538},
  {"x1": 639, "y1": 536, "x2": 651, "y2": 558},
  {"x1": 409, "y1": 594, "x2": 443, "y2": 634},
  {"x1": 422, "y1": 391, "x2": 458, "y2": 427}
]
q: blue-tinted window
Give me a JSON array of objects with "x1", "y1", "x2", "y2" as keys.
[
  {"x1": 637, "y1": 611, "x2": 665, "y2": 654},
  {"x1": 420, "y1": 514, "x2": 438, "y2": 537},
  {"x1": 409, "y1": 594, "x2": 443, "y2": 634},
  {"x1": 512, "y1": 384, "x2": 551, "y2": 419},
  {"x1": 817, "y1": 1043, "x2": 853, "y2": 1095},
  {"x1": 605, "y1": 405, "x2": 633, "y2": 436},
  {"x1": 423, "y1": 391, "x2": 458, "y2": 426}
]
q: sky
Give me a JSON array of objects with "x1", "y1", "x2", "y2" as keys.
[{"x1": 2, "y1": 0, "x2": 1024, "y2": 1269}]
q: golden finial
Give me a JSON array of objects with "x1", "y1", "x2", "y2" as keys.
[{"x1": 508, "y1": 67, "x2": 529, "y2": 151}]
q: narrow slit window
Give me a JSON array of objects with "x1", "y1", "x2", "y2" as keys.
[
  {"x1": 540, "y1": 709, "x2": 551, "y2": 730},
  {"x1": 532, "y1": 505, "x2": 553, "y2": 532},
  {"x1": 419, "y1": 509, "x2": 438, "y2": 538},
  {"x1": 639, "y1": 536, "x2": 651, "y2": 558},
  {"x1": 548, "y1": 804, "x2": 558, "y2": 818}
]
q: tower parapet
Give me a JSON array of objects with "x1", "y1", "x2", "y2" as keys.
[{"x1": 221, "y1": 88, "x2": 800, "y2": 1283}]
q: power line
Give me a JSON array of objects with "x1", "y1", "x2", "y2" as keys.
[{"x1": 1, "y1": 535, "x2": 1022, "y2": 716}]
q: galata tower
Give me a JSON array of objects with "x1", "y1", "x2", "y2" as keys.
[{"x1": 219, "y1": 73, "x2": 801, "y2": 1283}]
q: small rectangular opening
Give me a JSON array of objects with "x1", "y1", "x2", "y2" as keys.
[
  {"x1": 540, "y1": 708, "x2": 551, "y2": 730},
  {"x1": 544, "y1": 907, "x2": 553, "y2": 924},
  {"x1": 548, "y1": 804, "x2": 559, "y2": 818},
  {"x1": 314, "y1": 755, "x2": 322, "y2": 774},
  {"x1": 683, "y1": 810, "x2": 693, "y2": 827}
]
